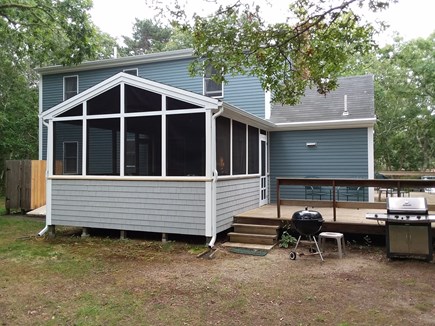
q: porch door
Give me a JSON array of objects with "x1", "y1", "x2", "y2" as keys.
[{"x1": 260, "y1": 134, "x2": 268, "y2": 206}]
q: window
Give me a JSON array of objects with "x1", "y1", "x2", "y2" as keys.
[
  {"x1": 63, "y1": 142, "x2": 79, "y2": 174},
  {"x1": 167, "y1": 113, "x2": 205, "y2": 176},
  {"x1": 248, "y1": 126, "x2": 259, "y2": 174},
  {"x1": 204, "y1": 65, "x2": 223, "y2": 98},
  {"x1": 64, "y1": 76, "x2": 78, "y2": 100},
  {"x1": 216, "y1": 117, "x2": 230, "y2": 175},
  {"x1": 232, "y1": 121, "x2": 246, "y2": 175},
  {"x1": 123, "y1": 68, "x2": 138, "y2": 76}
]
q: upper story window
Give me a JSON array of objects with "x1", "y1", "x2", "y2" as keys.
[
  {"x1": 63, "y1": 75, "x2": 78, "y2": 100},
  {"x1": 123, "y1": 68, "x2": 138, "y2": 76},
  {"x1": 203, "y1": 65, "x2": 223, "y2": 98}
]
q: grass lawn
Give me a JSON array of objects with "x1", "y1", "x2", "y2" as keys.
[{"x1": 0, "y1": 213, "x2": 434, "y2": 325}]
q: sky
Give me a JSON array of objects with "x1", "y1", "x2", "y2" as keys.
[{"x1": 90, "y1": 0, "x2": 435, "y2": 45}]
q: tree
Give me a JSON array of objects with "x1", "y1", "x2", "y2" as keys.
[
  {"x1": 347, "y1": 33, "x2": 435, "y2": 171},
  {"x1": 120, "y1": 18, "x2": 192, "y2": 56},
  {"x1": 165, "y1": 0, "x2": 394, "y2": 105},
  {"x1": 0, "y1": 0, "x2": 110, "y2": 66},
  {"x1": 0, "y1": 1, "x2": 117, "y2": 194}
]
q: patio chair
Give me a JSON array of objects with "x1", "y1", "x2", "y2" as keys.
[
  {"x1": 338, "y1": 186, "x2": 363, "y2": 201},
  {"x1": 305, "y1": 185, "x2": 331, "y2": 200}
]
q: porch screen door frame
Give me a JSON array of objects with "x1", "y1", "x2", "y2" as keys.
[{"x1": 259, "y1": 134, "x2": 268, "y2": 206}]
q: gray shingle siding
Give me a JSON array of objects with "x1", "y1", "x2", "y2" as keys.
[
  {"x1": 216, "y1": 177, "x2": 259, "y2": 232},
  {"x1": 269, "y1": 128, "x2": 369, "y2": 202},
  {"x1": 51, "y1": 179, "x2": 207, "y2": 235}
]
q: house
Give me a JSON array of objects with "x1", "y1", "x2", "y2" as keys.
[{"x1": 37, "y1": 48, "x2": 375, "y2": 245}]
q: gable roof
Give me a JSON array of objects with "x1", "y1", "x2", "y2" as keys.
[
  {"x1": 270, "y1": 75, "x2": 375, "y2": 127},
  {"x1": 36, "y1": 49, "x2": 194, "y2": 75}
]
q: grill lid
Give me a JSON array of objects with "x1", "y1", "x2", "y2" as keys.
[
  {"x1": 292, "y1": 207, "x2": 324, "y2": 221},
  {"x1": 387, "y1": 197, "x2": 428, "y2": 214}
]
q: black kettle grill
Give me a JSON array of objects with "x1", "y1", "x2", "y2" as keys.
[{"x1": 289, "y1": 207, "x2": 324, "y2": 261}]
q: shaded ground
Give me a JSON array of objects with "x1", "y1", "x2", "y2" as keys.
[{"x1": 0, "y1": 215, "x2": 434, "y2": 326}]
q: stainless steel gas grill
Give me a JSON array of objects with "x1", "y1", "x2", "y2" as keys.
[{"x1": 366, "y1": 197, "x2": 435, "y2": 261}]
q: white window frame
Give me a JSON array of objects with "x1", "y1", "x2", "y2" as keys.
[
  {"x1": 123, "y1": 68, "x2": 138, "y2": 76},
  {"x1": 63, "y1": 141, "x2": 79, "y2": 175},
  {"x1": 63, "y1": 75, "x2": 79, "y2": 101},
  {"x1": 203, "y1": 65, "x2": 223, "y2": 98}
]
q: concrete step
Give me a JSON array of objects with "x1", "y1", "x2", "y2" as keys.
[
  {"x1": 228, "y1": 232, "x2": 277, "y2": 245},
  {"x1": 232, "y1": 223, "x2": 279, "y2": 235}
]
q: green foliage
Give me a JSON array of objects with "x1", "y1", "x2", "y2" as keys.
[
  {"x1": 346, "y1": 33, "x2": 435, "y2": 171},
  {"x1": 120, "y1": 18, "x2": 193, "y2": 56},
  {"x1": 279, "y1": 231, "x2": 297, "y2": 248},
  {"x1": 175, "y1": 0, "x2": 393, "y2": 105},
  {"x1": 0, "y1": 0, "x2": 111, "y2": 66}
]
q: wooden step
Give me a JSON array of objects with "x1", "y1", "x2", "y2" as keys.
[
  {"x1": 232, "y1": 223, "x2": 279, "y2": 235},
  {"x1": 228, "y1": 232, "x2": 277, "y2": 245},
  {"x1": 233, "y1": 216, "x2": 285, "y2": 227}
]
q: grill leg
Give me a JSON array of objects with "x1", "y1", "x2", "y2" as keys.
[
  {"x1": 294, "y1": 235, "x2": 302, "y2": 251},
  {"x1": 312, "y1": 236, "x2": 324, "y2": 262}
]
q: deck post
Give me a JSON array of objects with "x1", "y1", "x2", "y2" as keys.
[
  {"x1": 81, "y1": 227, "x2": 90, "y2": 238},
  {"x1": 332, "y1": 180, "x2": 336, "y2": 222},
  {"x1": 277, "y1": 179, "x2": 281, "y2": 218}
]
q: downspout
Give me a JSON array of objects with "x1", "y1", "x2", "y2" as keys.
[
  {"x1": 38, "y1": 119, "x2": 50, "y2": 237},
  {"x1": 208, "y1": 105, "x2": 224, "y2": 248}
]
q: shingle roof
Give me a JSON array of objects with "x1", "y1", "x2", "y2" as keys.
[{"x1": 269, "y1": 75, "x2": 375, "y2": 123}]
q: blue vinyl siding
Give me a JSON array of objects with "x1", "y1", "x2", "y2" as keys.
[
  {"x1": 269, "y1": 128, "x2": 368, "y2": 202},
  {"x1": 223, "y1": 74, "x2": 265, "y2": 118}
]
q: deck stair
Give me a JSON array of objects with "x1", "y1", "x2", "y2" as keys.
[{"x1": 224, "y1": 216, "x2": 283, "y2": 249}]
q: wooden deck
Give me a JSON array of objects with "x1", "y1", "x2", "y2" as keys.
[{"x1": 235, "y1": 203, "x2": 435, "y2": 236}]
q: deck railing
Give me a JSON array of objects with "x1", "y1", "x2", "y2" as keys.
[{"x1": 276, "y1": 178, "x2": 435, "y2": 221}]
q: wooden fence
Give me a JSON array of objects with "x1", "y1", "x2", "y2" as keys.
[{"x1": 5, "y1": 160, "x2": 46, "y2": 213}]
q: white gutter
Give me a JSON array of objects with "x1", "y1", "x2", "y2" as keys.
[
  {"x1": 38, "y1": 119, "x2": 50, "y2": 237},
  {"x1": 208, "y1": 105, "x2": 224, "y2": 248},
  {"x1": 38, "y1": 225, "x2": 48, "y2": 237},
  {"x1": 273, "y1": 117, "x2": 376, "y2": 131}
]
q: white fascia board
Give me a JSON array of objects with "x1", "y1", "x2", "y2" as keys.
[
  {"x1": 272, "y1": 117, "x2": 377, "y2": 131},
  {"x1": 221, "y1": 102, "x2": 275, "y2": 131},
  {"x1": 35, "y1": 48, "x2": 194, "y2": 75},
  {"x1": 40, "y1": 72, "x2": 220, "y2": 120}
]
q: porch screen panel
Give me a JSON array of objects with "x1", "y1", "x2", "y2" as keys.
[
  {"x1": 216, "y1": 116, "x2": 230, "y2": 175},
  {"x1": 53, "y1": 120, "x2": 83, "y2": 175},
  {"x1": 248, "y1": 126, "x2": 259, "y2": 174},
  {"x1": 87, "y1": 118, "x2": 120, "y2": 175},
  {"x1": 87, "y1": 86, "x2": 120, "y2": 115},
  {"x1": 166, "y1": 97, "x2": 201, "y2": 110},
  {"x1": 125, "y1": 85, "x2": 161, "y2": 113},
  {"x1": 167, "y1": 113, "x2": 205, "y2": 176},
  {"x1": 125, "y1": 116, "x2": 162, "y2": 176},
  {"x1": 232, "y1": 121, "x2": 246, "y2": 175}
]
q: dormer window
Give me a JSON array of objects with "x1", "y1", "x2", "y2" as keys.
[
  {"x1": 203, "y1": 65, "x2": 223, "y2": 98},
  {"x1": 63, "y1": 75, "x2": 78, "y2": 100}
]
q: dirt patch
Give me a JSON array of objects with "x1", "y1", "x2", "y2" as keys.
[{"x1": 0, "y1": 219, "x2": 434, "y2": 325}]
